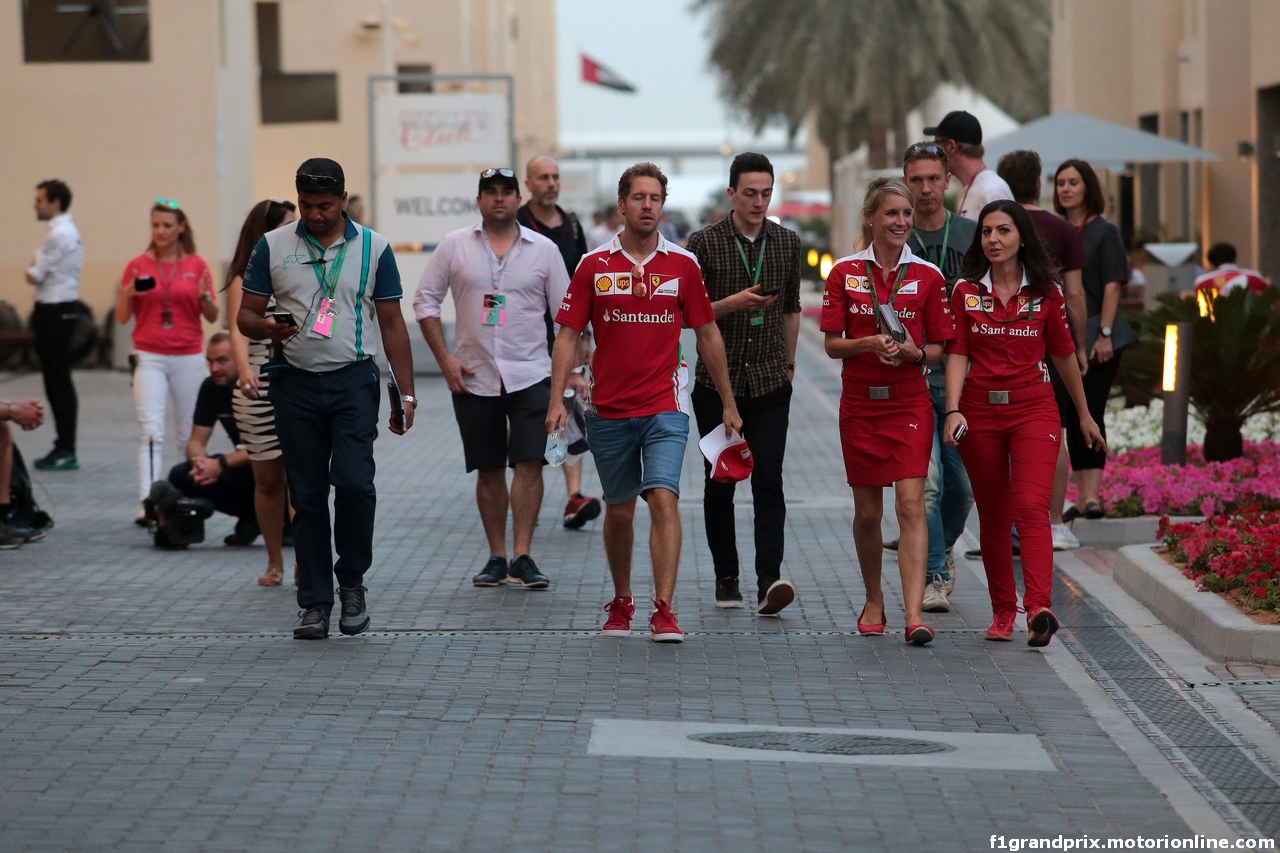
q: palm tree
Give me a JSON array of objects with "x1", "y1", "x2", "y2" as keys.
[
  {"x1": 1145, "y1": 289, "x2": 1280, "y2": 462},
  {"x1": 695, "y1": 0, "x2": 1050, "y2": 169}
]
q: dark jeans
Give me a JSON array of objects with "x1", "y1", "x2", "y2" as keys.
[
  {"x1": 167, "y1": 461, "x2": 256, "y2": 520},
  {"x1": 270, "y1": 360, "x2": 380, "y2": 613},
  {"x1": 1064, "y1": 352, "x2": 1122, "y2": 471},
  {"x1": 32, "y1": 302, "x2": 79, "y2": 454},
  {"x1": 692, "y1": 381, "x2": 792, "y2": 593}
]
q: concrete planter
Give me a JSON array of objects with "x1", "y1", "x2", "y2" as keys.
[
  {"x1": 1111, "y1": 544, "x2": 1280, "y2": 664},
  {"x1": 1069, "y1": 515, "x2": 1204, "y2": 548}
]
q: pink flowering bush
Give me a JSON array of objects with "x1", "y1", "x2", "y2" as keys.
[
  {"x1": 1067, "y1": 440, "x2": 1280, "y2": 518},
  {"x1": 1160, "y1": 507, "x2": 1280, "y2": 614}
]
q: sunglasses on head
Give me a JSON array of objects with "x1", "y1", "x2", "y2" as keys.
[
  {"x1": 296, "y1": 173, "x2": 342, "y2": 189},
  {"x1": 480, "y1": 168, "x2": 515, "y2": 179},
  {"x1": 154, "y1": 198, "x2": 181, "y2": 209},
  {"x1": 905, "y1": 143, "x2": 944, "y2": 157}
]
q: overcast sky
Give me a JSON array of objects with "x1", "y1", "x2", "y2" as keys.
[{"x1": 556, "y1": 0, "x2": 795, "y2": 152}]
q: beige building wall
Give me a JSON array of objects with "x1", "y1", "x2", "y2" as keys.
[
  {"x1": 255, "y1": 0, "x2": 558, "y2": 203},
  {"x1": 1, "y1": 0, "x2": 557, "y2": 323},
  {"x1": 0, "y1": 1, "x2": 256, "y2": 320},
  {"x1": 1051, "y1": 0, "x2": 1280, "y2": 273}
]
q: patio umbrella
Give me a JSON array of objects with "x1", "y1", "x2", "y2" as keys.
[{"x1": 983, "y1": 112, "x2": 1220, "y2": 169}]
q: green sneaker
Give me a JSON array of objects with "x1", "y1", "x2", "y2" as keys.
[{"x1": 34, "y1": 450, "x2": 79, "y2": 471}]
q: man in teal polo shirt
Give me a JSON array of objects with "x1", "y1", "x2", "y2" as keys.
[{"x1": 237, "y1": 158, "x2": 416, "y2": 640}]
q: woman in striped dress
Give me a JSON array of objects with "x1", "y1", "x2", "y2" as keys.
[{"x1": 225, "y1": 199, "x2": 296, "y2": 586}]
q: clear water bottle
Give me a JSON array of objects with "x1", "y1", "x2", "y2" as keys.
[{"x1": 545, "y1": 428, "x2": 568, "y2": 467}]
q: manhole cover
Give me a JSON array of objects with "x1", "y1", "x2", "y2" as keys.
[{"x1": 690, "y1": 731, "x2": 954, "y2": 756}]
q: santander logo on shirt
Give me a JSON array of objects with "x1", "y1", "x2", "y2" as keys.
[{"x1": 603, "y1": 307, "x2": 676, "y2": 324}]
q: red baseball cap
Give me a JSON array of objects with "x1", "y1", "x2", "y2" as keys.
[{"x1": 699, "y1": 429, "x2": 754, "y2": 483}]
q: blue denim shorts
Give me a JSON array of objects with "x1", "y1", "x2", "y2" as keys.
[{"x1": 585, "y1": 411, "x2": 689, "y2": 504}]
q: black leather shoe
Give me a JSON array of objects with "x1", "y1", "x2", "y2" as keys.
[
  {"x1": 294, "y1": 607, "x2": 329, "y2": 640},
  {"x1": 715, "y1": 577, "x2": 743, "y2": 609},
  {"x1": 507, "y1": 554, "x2": 550, "y2": 588},
  {"x1": 224, "y1": 516, "x2": 260, "y2": 546},
  {"x1": 473, "y1": 556, "x2": 508, "y2": 587},
  {"x1": 337, "y1": 585, "x2": 370, "y2": 635},
  {"x1": 882, "y1": 538, "x2": 899, "y2": 554},
  {"x1": 757, "y1": 579, "x2": 796, "y2": 615}
]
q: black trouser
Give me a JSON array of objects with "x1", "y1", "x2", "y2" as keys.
[
  {"x1": 692, "y1": 381, "x2": 792, "y2": 595},
  {"x1": 167, "y1": 461, "x2": 256, "y2": 520},
  {"x1": 1063, "y1": 351, "x2": 1122, "y2": 471},
  {"x1": 270, "y1": 360, "x2": 380, "y2": 613},
  {"x1": 31, "y1": 302, "x2": 79, "y2": 454}
]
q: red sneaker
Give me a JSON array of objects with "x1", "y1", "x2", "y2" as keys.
[
  {"x1": 649, "y1": 599, "x2": 684, "y2": 643},
  {"x1": 563, "y1": 493, "x2": 602, "y2": 530},
  {"x1": 985, "y1": 610, "x2": 1016, "y2": 642},
  {"x1": 601, "y1": 597, "x2": 635, "y2": 636},
  {"x1": 1027, "y1": 607, "x2": 1059, "y2": 648}
]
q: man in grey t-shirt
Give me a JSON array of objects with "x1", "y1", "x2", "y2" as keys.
[{"x1": 899, "y1": 142, "x2": 977, "y2": 613}]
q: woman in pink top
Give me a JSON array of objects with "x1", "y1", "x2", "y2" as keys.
[{"x1": 116, "y1": 200, "x2": 218, "y2": 518}]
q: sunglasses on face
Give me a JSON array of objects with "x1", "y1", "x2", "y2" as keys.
[
  {"x1": 480, "y1": 168, "x2": 516, "y2": 179},
  {"x1": 296, "y1": 173, "x2": 342, "y2": 189},
  {"x1": 154, "y1": 198, "x2": 180, "y2": 209}
]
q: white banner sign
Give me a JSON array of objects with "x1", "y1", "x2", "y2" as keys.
[
  {"x1": 374, "y1": 92, "x2": 509, "y2": 167},
  {"x1": 376, "y1": 172, "x2": 481, "y2": 247}
]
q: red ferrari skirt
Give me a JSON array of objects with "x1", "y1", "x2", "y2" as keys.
[{"x1": 838, "y1": 381, "x2": 933, "y2": 488}]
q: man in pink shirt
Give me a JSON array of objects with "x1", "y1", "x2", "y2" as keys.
[
  {"x1": 416, "y1": 168, "x2": 570, "y2": 591},
  {"x1": 547, "y1": 162, "x2": 741, "y2": 643}
]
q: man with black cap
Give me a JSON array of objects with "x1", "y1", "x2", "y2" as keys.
[
  {"x1": 236, "y1": 158, "x2": 417, "y2": 640},
  {"x1": 925, "y1": 110, "x2": 1013, "y2": 220},
  {"x1": 414, "y1": 168, "x2": 570, "y2": 590}
]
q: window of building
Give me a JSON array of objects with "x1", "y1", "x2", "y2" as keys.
[
  {"x1": 1137, "y1": 114, "x2": 1161, "y2": 236},
  {"x1": 397, "y1": 65, "x2": 435, "y2": 94},
  {"x1": 256, "y1": 2, "x2": 338, "y2": 124},
  {"x1": 22, "y1": 0, "x2": 151, "y2": 63}
]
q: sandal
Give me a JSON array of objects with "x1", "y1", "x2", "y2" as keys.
[
  {"x1": 258, "y1": 565, "x2": 284, "y2": 586},
  {"x1": 1084, "y1": 501, "x2": 1105, "y2": 520},
  {"x1": 1062, "y1": 506, "x2": 1082, "y2": 523}
]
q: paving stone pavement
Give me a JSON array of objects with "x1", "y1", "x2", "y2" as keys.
[{"x1": 0, "y1": 331, "x2": 1226, "y2": 851}]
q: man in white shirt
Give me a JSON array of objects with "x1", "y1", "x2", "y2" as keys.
[
  {"x1": 415, "y1": 168, "x2": 570, "y2": 590},
  {"x1": 25, "y1": 179, "x2": 83, "y2": 471},
  {"x1": 925, "y1": 111, "x2": 1013, "y2": 220}
]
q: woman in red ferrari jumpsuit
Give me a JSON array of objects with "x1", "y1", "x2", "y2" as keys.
[
  {"x1": 821, "y1": 177, "x2": 955, "y2": 646},
  {"x1": 943, "y1": 200, "x2": 1103, "y2": 647}
]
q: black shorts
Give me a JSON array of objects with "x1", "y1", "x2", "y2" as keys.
[{"x1": 451, "y1": 378, "x2": 551, "y2": 472}]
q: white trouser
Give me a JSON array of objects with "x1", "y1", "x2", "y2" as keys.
[{"x1": 133, "y1": 351, "x2": 207, "y2": 500}]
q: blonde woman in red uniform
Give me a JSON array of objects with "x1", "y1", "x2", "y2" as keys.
[
  {"x1": 943, "y1": 200, "x2": 1103, "y2": 647},
  {"x1": 821, "y1": 177, "x2": 955, "y2": 646}
]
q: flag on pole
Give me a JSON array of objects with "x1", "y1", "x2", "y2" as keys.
[{"x1": 580, "y1": 54, "x2": 637, "y2": 93}]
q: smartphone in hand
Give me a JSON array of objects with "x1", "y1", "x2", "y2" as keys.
[
  {"x1": 951, "y1": 423, "x2": 968, "y2": 443},
  {"x1": 134, "y1": 275, "x2": 156, "y2": 292},
  {"x1": 272, "y1": 311, "x2": 297, "y2": 327}
]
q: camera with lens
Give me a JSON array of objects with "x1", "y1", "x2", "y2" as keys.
[{"x1": 144, "y1": 480, "x2": 215, "y2": 549}]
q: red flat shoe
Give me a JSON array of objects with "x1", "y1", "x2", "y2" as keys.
[
  {"x1": 857, "y1": 604, "x2": 886, "y2": 636},
  {"x1": 985, "y1": 610, "x2": 1016, "y2": 642},
  {"x1": 1027, "y1": 607, "x2": 1059, "y2": 648},
  {"x1": 905, "y1": 624, "x2": 935, "y2": 646}
]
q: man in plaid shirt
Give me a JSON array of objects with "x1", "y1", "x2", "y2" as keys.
[{"x1": 686, "y1": 152, "x2": 802, "y2": 614}]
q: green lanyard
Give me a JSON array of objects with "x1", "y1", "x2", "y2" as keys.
[
  {"x1": 301, "y1": 234, "x2": 350, "y2": 299},
  {"x1": 911, "y1": 211, "x2": 950, "y2": 275},
  {"x1": 867, "y1": 260, "x2": 910, "y2": 324},
  {"x1": 733, "y1": 234, "x2": 768, "y2": 288}
]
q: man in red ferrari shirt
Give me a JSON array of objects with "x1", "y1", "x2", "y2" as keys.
[
  {"x1": 1193, "y1": 243, "x2": 1269, "y2": 301},
  {"x1": 547, "y1": 162, "x2": 741, "y2": 643}
]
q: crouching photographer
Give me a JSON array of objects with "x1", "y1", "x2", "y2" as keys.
[{"x1": 158, "y1": 331, "x2": 257, "y2": 547}]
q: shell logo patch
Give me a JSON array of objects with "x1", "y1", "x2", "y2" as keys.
[
  {"x1": 595, "y1": 274, "x2": 614, "y2": 295},
  {"x1": 964, "y1": 294, "x2": 981, "y2": 311},
  {"x1": 845, "y1": 275, "x2": 870, "y2": 293},
  {"x1": 615, "y1": 274, "x2": 632, "y2": 292}
]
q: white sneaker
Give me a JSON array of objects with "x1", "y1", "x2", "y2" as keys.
[
  {"x1": 922, "y1": 575, "x2": 951, "y2": 613},
  {"x1": 1051, "y1": 523, "x2": 1081, "y2": 551},
  {"x1": 942, "y1": 548, "x2": 956, "y2": 595}
]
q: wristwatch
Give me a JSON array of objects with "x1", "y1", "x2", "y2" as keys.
[
  {"x1": 401, "y1": 395, "x2": 418, "y2": 406},
  {"x1": 1099, "y1": 326, "x2": 1113, "y2": 338}
]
